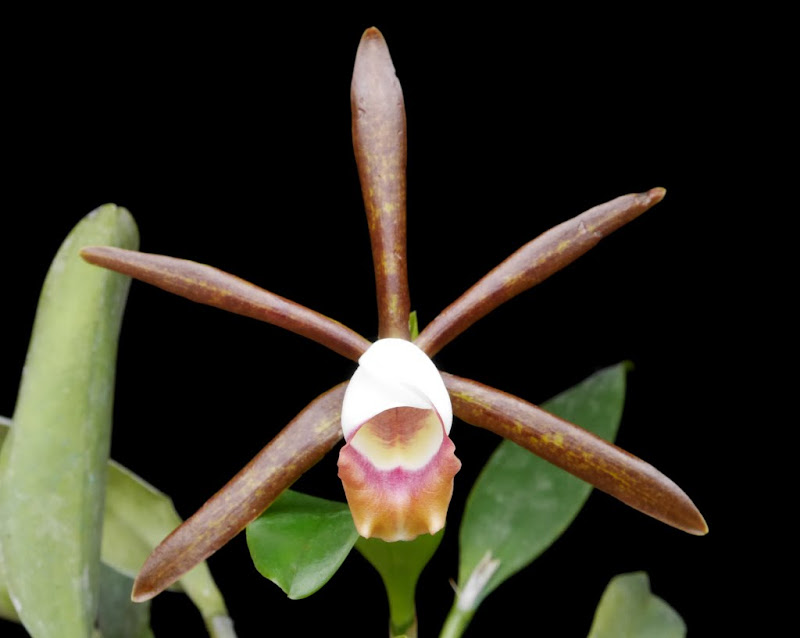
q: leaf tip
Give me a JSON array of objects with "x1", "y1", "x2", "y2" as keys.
[
  {"x1": 647, "y1": 186, "x2": 667, "y2": 204},
  {"x1": 130, "y1": 578, "x2": 157, "y2": 603},
  {"x1": 80, "y1": 245, "x2": 113, "y2": 265},
  {"x1": 354, "y1": 25, "x2": 393, "y2": 76},
  {"x1": 361, "y1": 26, "x2": 385, "y2": 42},
  {"x1": 686, "y1": 510, "x2": 709, "y2": 536},
  {"x1": 661, "y1": 488, "x2": 708, "y2": 536},
  {"x1": 621, "y1": 359, "x2": 635, "y2": 373}
]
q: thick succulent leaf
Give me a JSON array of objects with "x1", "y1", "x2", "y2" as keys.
[
  {"x1": 356, "y1": 530, "x2": 444, "y2": 636},
  {"x1": 132, "y1": 383, "x2": 347, "y2": 602},
  {"x1": 0, "y1": 205, "x2": 137, "y2": 638},
  {"x1": 1, "y1": 417, "x2": 233, "y2": 636},
  {"x1": 456, "y1": 363, "x2": 627, "y2": 610},
  {"x1": 352, "y1": 27, "x2": 411, "y2": 340},
  {"x1": 415, "y1": 188, "x2": 666, "y2": 356},
  {"x1": 81, "y1": 246, "x2": 372, "y2": 362},
  {"x1": 0, "y1": 481, "x2": 18, "y2": 621},
  {"x1": 0, "y1": 587, "x2": 17, "y2": 623},
  {"x1": 246, "y1": 491, "x2": 358, "y2": 599},
  {"x1": 587, "y1": 572, "x2": 686, "y2": 638},
  {"x1": 1, "y1": 564, "x2": 156, "y2": 635},
  {"x1": 96, "y1": 564, "x2": 154, "y2": 638},
  {"x1": 0, "y1": 417, "x2": 12, "y2": 620}
]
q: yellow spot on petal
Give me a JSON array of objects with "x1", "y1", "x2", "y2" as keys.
[
  {"x1": 543, "y1": 432, "x2": 565, "y2": 447},
  {"x1": 351, "y1": 407, "x2": 443, "y2": 471}
]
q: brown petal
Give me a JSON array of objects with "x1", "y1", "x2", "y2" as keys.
[
  {"x1": 131, "y1": 383, "x2": 347, "y2": 602},
  {"x1": 415, "y1": 188, "x2": 667, "y2": 356},
  {"x1": 442, "y1": 372, "x2": 708, "y2": 535},
  {"x1": 80, "y1": 246, "x2": 372, "y2": 362},
  {"x1": 351, "y1": 27, "x2": 410, "y2": 340}
]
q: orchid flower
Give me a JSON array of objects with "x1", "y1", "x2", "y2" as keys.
[
  {"x1": 80, "y1": 27, "x2": 706, "y2": 603},
  {"x1": 339, "y1": 338, "x2": 460, "y2": 541}
]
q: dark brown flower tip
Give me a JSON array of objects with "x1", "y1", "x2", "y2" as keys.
[
  {"x1": 131, "y1": 383, "x2": 348, "y2": 602},
  {"x1": 415, "y1": 188, "x2": 668, "y2": 357},
  {"x1": 80, "y1": 246, "x2": 371, "y2": 362},
  {"x1": 352, "y1": 27, "x2": 411, "y2": 340},
  {"x1": 443, "y1": 373, "x2": 708, "y2": 536}
]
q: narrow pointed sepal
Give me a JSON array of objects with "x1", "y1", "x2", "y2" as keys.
[
  {"x1": 352, "y1": 27, "x2": 411, "y2": 340},
  {"x1": 338, "y1": 339, "x2": 460, "y2": 541},
  {"x1": 81, "y1": 246, "x2": 371, "y2": 362},
  {"x1": 443, "y1": 372, "x2": 707, "y2": 535},
  {"x1": 131, "y1": 383, "x2": 347, "y2": 602},
  {"x1": 415, "y1": 188, "x2": 667, "y2": 356}
]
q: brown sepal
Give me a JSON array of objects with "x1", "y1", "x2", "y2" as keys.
[
  {"x1": 81, "y1": 246, "x2": 372, "y2": 362},
  {"x1": 352, "y1": 27, "x2": 411, "y2": 340},
  {"x1": 443, "y1": 372, "x2": 708, "y2": 535},
  {"x1": 131, "y1": 383, "x2": 348, "y2": 602},
  {"x1": 416, "y1": 188, "x2": 666, "y2": 356}
]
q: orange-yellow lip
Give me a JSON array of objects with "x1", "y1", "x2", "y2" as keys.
[
  {"x1": 338, "y1": 340, "x2": 459, "y2": 541},
  {"x1": 338, "y1": 406, "x2": 461, "y2": 541}
]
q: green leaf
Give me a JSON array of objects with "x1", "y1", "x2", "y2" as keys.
[
  {"x1": 102, "y1": 461, "x2": 172, "y2": 582},
  {"x1": 0, "y1": 204, "x2": 138, "y2": 638},
  {"x1": 0, "y1": 415, "x2": 9, "y2": 448},
  {"x1": 1, "y1": 417, "x2": 234, "y2": 638},
  {"x1": 104, "y1": 461, "x2": 234, "y2": 636},
  {"x1": 587, "y1": 571, "x2": 686, "y2": 638},
  {"x1": 356, "y1": 530, "x2": 443, "y2": 635},
  {"x1": 246, "y1": 490, "x2": 358, "y2": 599},
  {"x1": 456, "y1": 363, "x2": 628, "y2": 609},
  {"x1": 96, "y1": 563, "x2": 154, "y2": 638},
  {"x1": 0, "y1": 417, "x2": 18, "y2": 623},
  {"x1": 0, "y1": 587, "x2": 18, "y2": 624}
]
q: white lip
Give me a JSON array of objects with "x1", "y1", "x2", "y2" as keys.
[{"x1": 341, "y1": 338, "x2": 453, "y2": 440}]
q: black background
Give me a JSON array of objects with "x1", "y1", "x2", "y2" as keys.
[{"x1": 2, "y1": 10, "x2": 753, "y2": 637}]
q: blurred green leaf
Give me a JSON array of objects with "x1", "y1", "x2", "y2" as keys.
[
  {"x1": 96, "y1": 563, "x2": 154, "y2": 638},
  {"x1": 0, "y1": 417, "x2": 18, "y2": 623},
  {"x1": 587, "y1": 571, "x2": 686, "y2": 638},
  {"x1": 103, "y1": 461, "x2": 234, "y2": 636},
  {"x1": 246, "y1": 490, "x2": 358, "y2": 599},
  {"x1": 0, "y1": 588, "x2": 17, "y2": 624},
  {"x1": 356, "y1": 530, "x2": 443, "y2": 635},
  {"x1": 456, "y1": 363, "x2": 627, "y2": 609},
  {"x1": 1, "y1": 417, "x2": 234, "y2": 637},
  {"x1": 102, "y1": 461, "x2": 172, "y2": 581}
]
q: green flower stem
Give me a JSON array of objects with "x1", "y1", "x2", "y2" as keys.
[
  {"x1": 384, "y1": 576, "x2": 416, "y2": 637},
  {"x1": 209, "y1": 616, "x2": 238, "y2": 638},
  {"x1": 439, "y1": 605, "x2": 474, "y2": 638},
  {"x1": 356, "y1": 532, "x2": 442, "y2": 638},
  {"x1": 357, "y1": 540, "x2": 417, "y2": 637}
]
